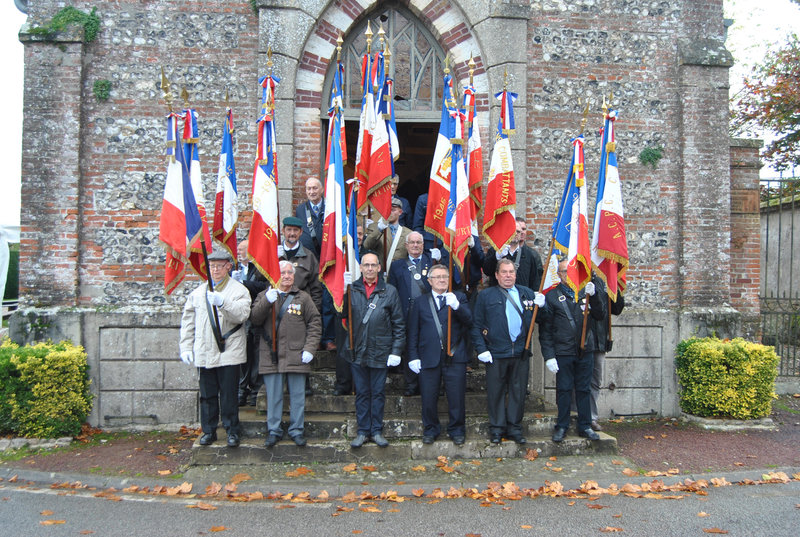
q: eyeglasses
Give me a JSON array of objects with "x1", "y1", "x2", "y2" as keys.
[
  {"x1": 557, "y1": 269, "x2": 568, "y2": 274},
  {"x1": 429, "y1": 275, "x2": 449, "y2": 280},
  {"x1": 361, "y1": 263, "x2": 379, "y2": 268}
]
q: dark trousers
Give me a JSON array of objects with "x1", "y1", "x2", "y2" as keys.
[
  {"x1": 419, "y1": 359, "x2": 466, "y2": 438},
  {"x1": 351, "y1": 363, "x2": 387, "y2": 436},
  {"x1": 334, "y1": 321, "x2": 353, "y2": 393},
  {"x1": 238, "y1": 329, "x2": 263, "y2": 400},
  {"x1": 199, "y1": 364, "x2": 240, "y2": 436},
  {"x1": 555, "y1": 353, "x2": 592, "y2": 431},
  {"x1": 485, "y1": 355, "x2": 529, "y2": 437},
  {"x1": 321, "y1": 288, "x2": 335, "y2": 344}
]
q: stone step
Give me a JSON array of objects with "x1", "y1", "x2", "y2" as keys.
[
  {"x1": 289, "y1": 368, "x2": 494, "y2": 396},
  {"x1": 251, "y1": 392, "x2": 547, "y2": 416},
  {"x1": 191, "y1": 432, "x2": 617, "y2": 465}
]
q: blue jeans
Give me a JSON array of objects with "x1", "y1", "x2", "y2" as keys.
[{"x1": 350, "y1": 363, "x2": 387, "y2": 436}]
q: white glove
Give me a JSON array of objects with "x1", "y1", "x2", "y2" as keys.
[
  {"x1": 231, "y1": 269, "x2": 244, "y2": 283},
  {"x1": 377, "y1": 218, "x2": 388, "y2": 232},
  {"x1": 468, "y1": 235, "x2": 475, "y2": 248},
  {"x1": 277, "y1": 244, "x2": 285, "y2": 258},
  {"x1": 301, "y1": 351, "x2": 314, "y2": 364},
  {"x1": 409, "y1": 359, "x2": 421, "y2": 374},
  {"x1": 430, "y1": 248, "x2": 442, "y2": 261},
  {"x1": 496, "y1": 245, "x2": 510, "y2": 259},
  {"x1": 343, "y1": 271, "x2": 353, "y2": 286},
  {"x1": 207, "y1": 291, "x2": 224, "y2": 307},
  {"x1": 180, "y1": 351, "x2": 194, "y2": 365},
  {"x1": 478, "y1": 351, "x2": 493, "y2": 364},
  {"x1": 546, "y1": 358, "x2": 559, "y2": 374},
  {"x1": 444, "y1": 292, "x2": 459, "y2": 310},
  {"x1": 387, "y1": 354, "x2": 402, "y2": 367},
  {"x1": 265, "y1": 288, "x2": 279, "y2": 303},
  {"x1": 585, "y1": 281, "x2": 595, "y2": 296},
  {"x1": 534, "y1": 292, "x2": 545, "y2": 308},
  {"x1": 581, "y1": 301, "x2": 587, "y2": 312}
]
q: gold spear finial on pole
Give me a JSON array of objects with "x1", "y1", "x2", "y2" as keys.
[
  {"x1": 468, "y1": 53, "x2": 475, "y2": 87},
  {"x1": 579, "y1": 98, "x2": 590, "y2": 135},
  {"x1": 180, "y1": 87, "x2": 190, "y2": 108},
  {"x1": 365, "y1": 20, "x2": 373, "y2": 54},
  {"x1": 160, "y1": 66, "x2": 173, "y2": 113},
  {"x1": 378, "y1": 22, "x2": 386, "y2": 51},
  {"x1": 267, "y1": 46, "x2": 274, "y2": 77},
  {"x1": 336, "y1": 33, "x2": 343, "y2": 62},
  {"x1": 503, "y1": 68, "x2": 508, "y2": 91},
  {"x1": 444, "y1": 54, "x2": 450, "y2": 75}
]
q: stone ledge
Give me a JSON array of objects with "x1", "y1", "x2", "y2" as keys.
[
  {"x1": 0, "y1": 436, "x2": 73, "y2": 452},
  {"x1": 680, "y1": 412, "x2": 777, "y2": 431}
]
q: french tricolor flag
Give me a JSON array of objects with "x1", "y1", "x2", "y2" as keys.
[{"x1": 212, "y1": 108, "x2": 238, "y2": 263}]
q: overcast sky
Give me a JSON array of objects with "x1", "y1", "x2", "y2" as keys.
[{"x1": 0, "y1": 1, "x2": 798, "y2": 227}]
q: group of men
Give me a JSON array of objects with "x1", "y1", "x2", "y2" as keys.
[{"x1": 178, "y1": 176, "x2": 623, "y2": 449}]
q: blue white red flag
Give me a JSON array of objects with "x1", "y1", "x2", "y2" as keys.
[
  {"x1": 213, "y1": 108, "x2": 239, "y2": 263},
  {"x1": 353, "y1": 52, "x2": 373, "y2": 212},
  {"x1": 346, "y1": 181, "x2": 362, "y2": 282},
  {"x1": 425, "y1": 73, "x2": 455, "y2": 246},
  {"x1": 325, "y1": 58, "x2": 347, "y2": 167},
  {"x1": 565, "y1": 135, "x2": 592, "y2": 300},
  {"x1": 366, "y1": 51, "x2": 393, "y2": 219},
  {"x1": 181, "y1": 108, "x2": 212, "y2": 281},
  {"x1": 552, "y1": 148, "x2": 581, "y2": 254},
  {"x1": 249, "y1": 74, "x2": 281, "y2": 288},
  {"x1": 319, "y1": 103, "x2": 347, "y2": 311},
  {"x1": 159, "y1": 113, "x2": 204, "y2": 294},
  {"x1": 591, "y1": 109, "x2": 628, "y2": 301},
  {"x1": 482, "y1": 89, "x2": 517, "y2": 251},
  {"x1": 462, "y1": 84, "x2": 482, "y2": 231},
  {"x1": 445, "y1": 103, "x2": 471, "y2": 270}
]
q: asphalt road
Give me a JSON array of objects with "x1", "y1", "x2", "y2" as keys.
[{"x1": 1, "y1": 476, "x2": 797, "y2": 536}]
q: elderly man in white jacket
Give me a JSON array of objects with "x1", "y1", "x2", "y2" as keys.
[{"x1": 179, "y1": 249, "x2": 252, "y2": 448}]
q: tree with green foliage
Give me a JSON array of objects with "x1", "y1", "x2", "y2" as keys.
[{"x1": 731, "y1": 34, "x2": 800, "y2": 172}]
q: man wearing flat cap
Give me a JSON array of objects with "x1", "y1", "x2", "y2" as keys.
[
  {"x1": 363, "y1": 196, "x2": 412, "y2": 277},
  {"x1": 179, "y1": 249, "x2": 252, "y2": 448}
]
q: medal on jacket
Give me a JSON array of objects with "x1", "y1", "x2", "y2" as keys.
[{"x1": 414, "y1": 273, "x2": 421, "y2": 280}]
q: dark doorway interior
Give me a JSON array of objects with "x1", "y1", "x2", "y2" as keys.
[{"x1": 340, "y1": 121, "x2": 438, "y2": 214}]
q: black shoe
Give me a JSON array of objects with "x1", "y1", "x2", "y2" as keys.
[
  {"x1": 404, "y1": 388, "x2": 419, "y2": 396},
  {"x1": 333, "y1": 388, "x2": 349, "y2": 396},
  {"x1": 227, "y1": 434, "x2": 240, "y2": 448},
  {"x1": 552, "y1": 427, "x2": 567, "y2": 443},
  {"x1": 372, "y1": 433, "x2": 389, "y2": 447},
  {"x1": 291, "y1": 435, "x2": 307, "y2": 447},
  {"x1": 264, "y1": 434, "x2": 281, "y2": 448},
  {"x1": 579, "y1": 428, "x2": 600, "y2": 441},
  {"x1": 350, "y1": 433, "x2": 368, "y2": 448},
  {"x1": 508, "y1": 434, "x2": 527, "y2": 445},
  {"x1": 451, "y1": 435, "x2": 465, "y2": 446},
  {"x1": 489, "y1": 434, "x2": 502, "y2": 444},
  {"x1": 422, "y1": 435, "x2": 435, "y2": 445},
  {"x1": 199, "y1": 433, "x2": 217, "y2": 446},
  {"x1": 591, "y1": 420, "x2": 603, "y2": 432}
]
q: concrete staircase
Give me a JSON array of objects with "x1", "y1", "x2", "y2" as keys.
[{"x1": 191, "y1": 351, "x2": 617, "y2": 465}]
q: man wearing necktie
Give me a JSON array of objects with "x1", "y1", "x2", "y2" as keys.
[
  {"x1": 471, "y1": 258, "x2": 545, "y2": 445},
  {"x1": 389, "y1": 231, "x2": 433, "y2": 396},
  {"x1": 407, "y1": 264, "x2": 473, "y2": 446}
]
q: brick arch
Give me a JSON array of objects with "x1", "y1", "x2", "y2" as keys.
[{"x1": 292, "y1": 0, "x2": 487, "y2": 189}]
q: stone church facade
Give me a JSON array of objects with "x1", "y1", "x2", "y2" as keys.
[{"x1": 11, "y1": 0, "x2": 761, "y2": 427}]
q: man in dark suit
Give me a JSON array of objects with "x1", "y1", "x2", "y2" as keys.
[
  {"x1": 471, "y1": 258, "x2": 544, "y2": 445},
  {"x1": 388, "y1": 231, "x2": 432, "y2": 396},
  {"x1": 295, "y1": 176, "x2": 336, "y2": 351},
  {"x1": 484, "y1": 217, "x2": 543, "y2": 292},
  {"x1": 407, "y1": 264, "x2": 472, "y2": 445}
]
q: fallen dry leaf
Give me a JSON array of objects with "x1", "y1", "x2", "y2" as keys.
[
  {"x1": 586, "y1": 462, "x2": 594, "y2": 467},
  {"x1": 40, "y1": 520, "x2": 66, "y2": 526},
  {"x1": 285, "y1": 466, "x2": 314, "y2": 478},
  {"x1": 612, "y1": 514, "x2": 622, "y2": 518},
  {"x1": 549, "y1": 456, "x2": 558, "y2": 461},
  {"x1": 158, "y1": 470, "x2": 171, "y2": 476},
  {"x1": 521, "y1": 525, "x2": 532, "y2": 529},
  {"x1": 352, "y1": 531, "x2": 363, "y2": 535},
  {"x1": 343, "y1": 463, "x2": 357, "y2": 472},
  {"x1": 411, "y1": 465, "x2": 426, "y2": 472},
  {"x1": 360, "y1": 506, "x2": 381, "y2": 513},
  {"x1": 206, "y1": 482, "x2": 223, "y2": 495},
  {"x1": 275, "y1": 505, "x2": 296, "y2": 509},
  {"x1": 600, "y1": 527, "x2": 623, "y2": 533},
  {"x1": 412, "y1": 488, "x2": 425, "y2": 497},
  {"x1": 79, "y1": 531, "x2": 94, "y2": 535},
  {"x1": 622, "y1": 468, "x2": 639, "y2": 477},
  {"x1": 210, "y1": 526, "x2": 227, "y2": 533},
  {"x1": 611, "y1": 460, "x2": 624, "y2": 465},
  {"x1": 698, "y1": 512, "x2": 710, "y2": 517},
  {"x1": 702, "y1": 529, "x2": 729, "y2": 534},
  {"x1": 362, "y1": 465, "x2": 377, "y2": 472},
  {"x1": 643, "y1": 435, "x2": 655, "y2": 440},
  {"x1": 230, "y1": 473, "x2": 251, "y2": 485},
  {"x1": 40, "y1": 510, "x2": 55, "y2": 516},
  {"x1": 187, "y1": 502, "x2": 217, "y2": 510},
  {"x1": 524, "y1": 449, "x2": 538, "y2": 461}
]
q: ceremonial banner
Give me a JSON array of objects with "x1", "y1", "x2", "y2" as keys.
[
  {"x1": 346, "y1": 183, "x2": 362, "y2": 281},
  {"x1": 249, "y1": 74, "x2": 281, "y2": 288},
  {"x1": 159, "y1": 113, "x2": 204, "y2": 294},
  {"x1": 182, "y1": 109, "x2": 212, "y2": 280},
  {"x1": 319, "y1": 104, "x2": 347, "y2": 311},
  {"x1": 540, "y1": 251, "x2": 561, "y2": 295},
  {"x1": 424, "y1": 73, "x2": 455, "y2": 246},
  {"x1": 212, "y1": 107, "x2": 239, "y2": 262},
  {"x1": 366, "y1": 51, "x2": 393, "y2": 219},
  {"x1": 462, "y1": 83, "x2": 483, "y2": 229},
  {"x1": 325, "y1": 58, "x2": 347, "y2": 167},
  {"x1": 565, "y1": 135, "x2": 592, "y2": 299},
  {"x1": 482, "y1": 89, "x2": 517, "y2": 251},
  {"x1": 353, "y1": 52, "x2": 374, "y2": 212},
  {"x1": 552, "y1": 147, "x2": 581, "y2": 254},
  {"x1": 445, "y1": 103, "x2": 471, "y2": 270},
  {"x1": 591, "y1": 109, "x2": 629, "y2": 301}
]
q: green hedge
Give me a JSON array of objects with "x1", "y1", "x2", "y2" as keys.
[
  {"x1": 0, "y1": 338, "x2": 93, "y2": 438},
  {"x1": 675, "y1": 337, "x2": 778, "y2": 419}
]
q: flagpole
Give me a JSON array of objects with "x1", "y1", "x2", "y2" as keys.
[
  {"x1": 263, "y1": 47, "x2": 280, "y2": 359},
  {"x1": 463, "y1": 55, "x2": 476, "y2": 295},
  {"x1": 577, "y1": 100, "x2": 591, "y2": 351},
  {"x1": 602, "y1": 92, "x2": 615, "y2": 349},
  {"x1": 524, "y1": 239, "x2": 554, "y2": 352}
]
